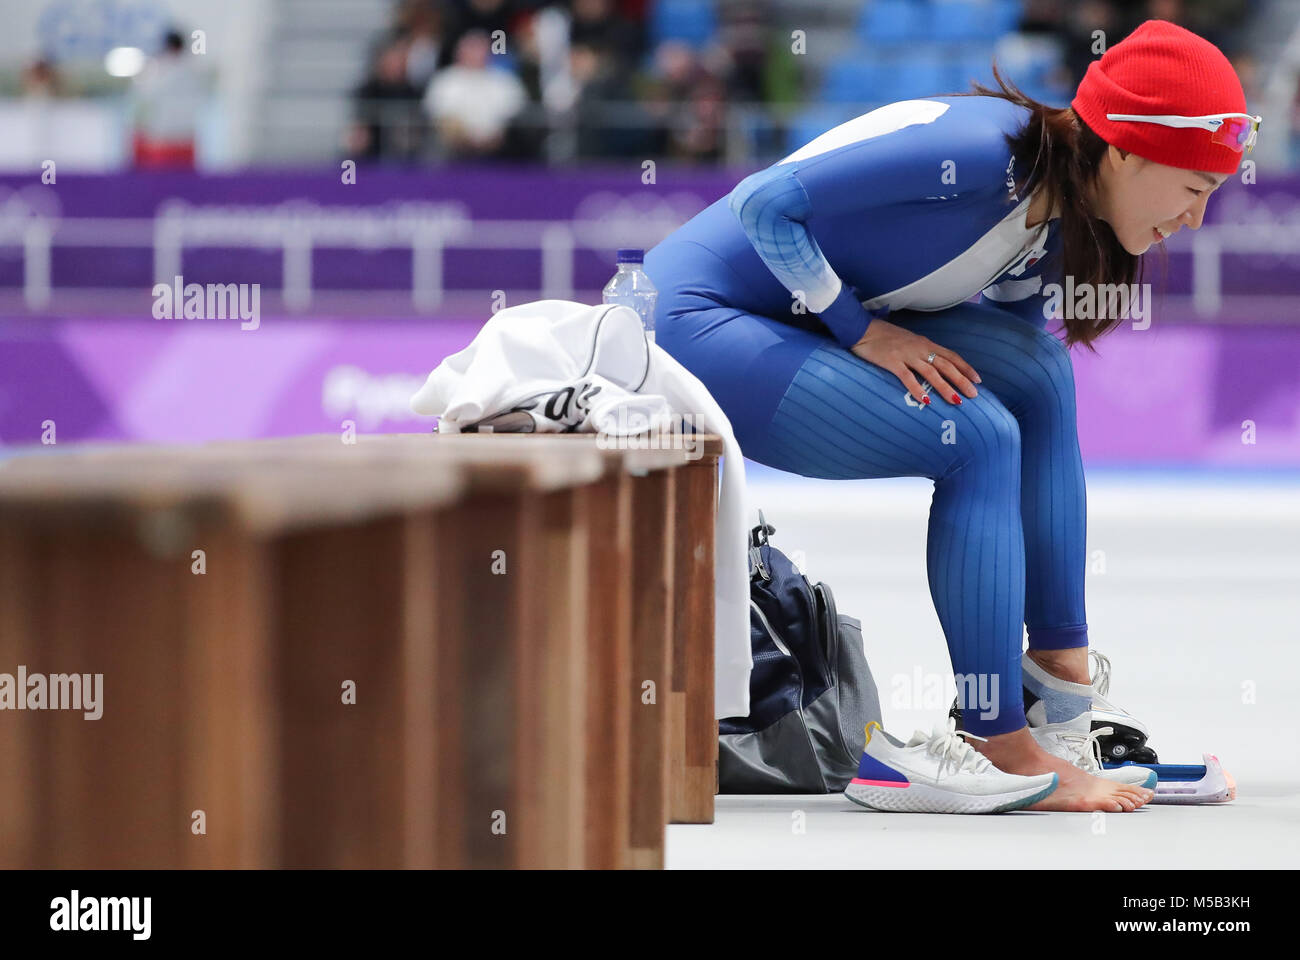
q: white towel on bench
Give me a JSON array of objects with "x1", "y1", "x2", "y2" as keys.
[{"x1": 410, "y1": 299, "x2": 753, "y2": 720}]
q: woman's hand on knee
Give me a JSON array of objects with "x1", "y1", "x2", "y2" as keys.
[{"x1": 850, "y1": 319, "x2": 981, "y2": 406}]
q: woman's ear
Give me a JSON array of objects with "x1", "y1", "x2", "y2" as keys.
[{"x1": 1106, "y1": 143, "x2": 1143, "y2": 173}]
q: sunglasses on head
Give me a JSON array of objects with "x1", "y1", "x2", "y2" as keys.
[{"x1": 1106, "y1": 112, "x2": 1262, "y2": 153}]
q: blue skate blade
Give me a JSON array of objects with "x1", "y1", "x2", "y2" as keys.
[{"x1": 1101, "y1": 761, "x2": 1208, "y2": 781}]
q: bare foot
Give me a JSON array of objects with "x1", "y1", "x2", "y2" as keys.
[{"x1": 974, "y1": 726, "x2": 1154, "y2": 812}]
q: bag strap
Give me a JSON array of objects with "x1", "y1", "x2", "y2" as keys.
[
  {"x1": 813, "y1": 581, "x2": 838, "y2": 652},
  {"x1": 748, "y1": 509, "x2": 776, "y2": 583}
]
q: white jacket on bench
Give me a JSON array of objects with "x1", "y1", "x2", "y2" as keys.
[{"x1": 410, "y1": 299, "x2": 752, "y2": 720}]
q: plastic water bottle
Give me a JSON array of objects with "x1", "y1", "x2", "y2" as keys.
[{"x1": 602, "y1": 248, "x2": 658, "y2": 345}]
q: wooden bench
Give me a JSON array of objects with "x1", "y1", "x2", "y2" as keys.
[{"x1": 0, "y1": 431, "x2": 724, "y2": 868}]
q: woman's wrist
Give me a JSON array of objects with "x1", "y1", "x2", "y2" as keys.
[
  {"x1": 853, "y1": 306, "x2": 891, "y2": 347},
  {"x1": 820, "y1": 284, "x2": 881, "y2": 349}
]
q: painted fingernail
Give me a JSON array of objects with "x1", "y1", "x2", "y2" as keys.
[
  {"x1": 952, "y1": 394, "x2": 962, "y2": 404},
  {"x1": 922, "y1": 395, "x2": 930, "y2": 405}
]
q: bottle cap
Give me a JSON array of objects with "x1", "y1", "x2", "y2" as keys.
[{"x1": 616, "y1": 248, "x2": 644, "y2": 263}]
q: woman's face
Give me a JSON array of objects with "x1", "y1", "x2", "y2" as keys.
[{"x1": 1095, "y1": 145, "x2": 1230, "y2": 255}]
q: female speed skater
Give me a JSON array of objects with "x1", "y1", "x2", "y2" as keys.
[{"x1": 643, "y1": 20, "x2": 1260, "y2": 813}]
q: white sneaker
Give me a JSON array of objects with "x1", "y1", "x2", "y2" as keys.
[
  {"x1": 844, "y1": 719, "x2": 1058, "y2": 814},
  {"x1": 1029, "y1": 712, "x2": 1158, "y2": 789}
]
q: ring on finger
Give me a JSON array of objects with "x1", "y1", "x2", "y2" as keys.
[{"x1": 925, "y1": 351, "x2": 938, "y2": 364}]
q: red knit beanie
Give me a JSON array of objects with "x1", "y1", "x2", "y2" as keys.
[{"x1": 1071, "y1": 19, "x2": 1249, "y2": 174}]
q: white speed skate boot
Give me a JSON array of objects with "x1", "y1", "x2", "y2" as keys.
[
  {"x1": 1088, "y1": 650, "x2": 1158, "y2": 764},
  {"x1": 844, "y1": 719, "x2": 1058, "y2": 814},
  {"x1": 1021, "y1": 651, "x2": 1157, "y2": 788}
]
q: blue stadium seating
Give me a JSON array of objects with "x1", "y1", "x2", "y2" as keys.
[
  {"x1": 821, "y1": 57, "x2": 893, "y2": 104},
  {"x1": 829, "y1": 1, "x2": 1065, "y2": 105},
  {"x1": 858, "y1": 0, "x2": 925, "y2": 45},
  {"x1": 996, "y1": 43, "x2": 1060, "y2": 88},
  {"x1": 887, "y1": 48, "x2": 949, "y2": 99},
  {"x1": 649, "y1": 0, "x2": 719, "y2": 50},
  {"x1": 783, "y1": 105, "x2": 863, "y2": 156},
  {"x1": 935, "y1": 0, "x2": 1025, "y2": 42},
  {"x1": 950, "y1": 47, "x2": 998, "y2": 91},
  {"x1": 931, "y1": 2, "x2": 994, "y2": 43},
  {"x1": 859, "y1": 0, "x2": 1024, "y2": 46},
  {"x1": 823, "y1": 49, "x2": 951, "y2": 104}
]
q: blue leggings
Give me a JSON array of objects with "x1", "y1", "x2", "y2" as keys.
[{"x1": 647, "y1": 244, "x2": 1089, "y2": 736}]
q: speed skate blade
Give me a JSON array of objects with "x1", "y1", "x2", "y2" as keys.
[{"x1": 1102, "y1": 753, "x2": 1235, "y2": 804}]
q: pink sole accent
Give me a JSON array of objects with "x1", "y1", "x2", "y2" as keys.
[{"x1": 849, "y1": 778, "x2": 910, "y2": 788}]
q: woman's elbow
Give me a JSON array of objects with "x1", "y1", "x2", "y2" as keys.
[
  {"x1": 733, "y1": 161, "x2": 805, "y2": 213},
  {"x1": 727, "y1": 172, "x2": 764, "y2": 226}
]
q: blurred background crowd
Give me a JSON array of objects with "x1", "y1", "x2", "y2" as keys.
[{"x1": 0, "y1": 0, "x2": 1287, "y2": 170}]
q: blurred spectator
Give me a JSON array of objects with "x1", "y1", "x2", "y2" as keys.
[
  {"x1": 1230, "y1": 51, "x2": 1260, "y2": 106},
  {"x1": 669, "y1": 71, "x2": 727, "y2": 162},
  {"x1": 637, "y1": 40, "x2": 729, "y2": 163},
  {"x1": 348, "y1": 39, "x2": 426, "y2": 162},
  {"x1": 571, "y1": 40, "x2": 659, "y2": 159},
  {"x1": 1017, "y1": 0, "x2": 1068, "y2": 34},
  {"x1": 1060, "y1": 0, "x2": 1123, "y2": 86},
  {"x1": 1158, "y1": 0, "x2": 1253, "y2": 53},
  {"x1": 396, "y1": 0, "x2": 449, "y2": 88},
  {"x1": 648, "y1": 40, "x2": 700, "y2": 102},
  {"x1": 569, "y1": 0, "x2": 643, "y2": 67},
  {"x1": 632, "y1": 41, "x2": 696, "y2": 158},
  {"x1": 441, "y1": 0, "x2": 519, "y2": 64},
  {"x1": 423, "y1": 29, "x2": 528, "y2": 159},
  {"x1": 22, "y1": 58, "x2": 61, "y2": 98},
  {"x1": 360, "y1": 0, "x2": 1265, "y2": 170},
  {"x1": 1023, "y1": 0, "x2": 1253, "y2": 88},
  {"x1": 512, "y1": 7, "x2": 549, "y2": 99},
  {"x1": 717, "y1": 0, "x2": 770, "y2": 102},
  {"x1": 130, "y1": 30, "x2": 209, "y2": 170},
  {"x1": 1147, "y1": 0, "x2": 1187, "y2": 23},
  {"x1": 502, "y1": 10, "x2": 555, "y2": 158}
]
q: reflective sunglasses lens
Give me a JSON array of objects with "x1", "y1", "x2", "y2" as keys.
[{"x1": 1211, "y1": 117, "x2": 1252, "y2": 152}]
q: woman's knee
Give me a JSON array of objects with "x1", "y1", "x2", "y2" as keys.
[
  {"x1": 988, "y1": 310, "x2": 1077, "y2": 405},
  {"x1": 932, "y1": 389, "x2": 1022, "y2": 480},
  {"x1": 1020, "y1": 319, "x2": 1076, "y2": 401},
  {"x1": 905, "y1": 304, "x2": 1078, "y2": 414}
]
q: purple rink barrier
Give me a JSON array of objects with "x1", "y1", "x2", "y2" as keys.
[
  {"x1": 1, "y1": 313, "x2": 1299, "y2": 468},
  {"x1": 0, "y1": 315, "x2": 478, "y2": 445},
  {"x1": 0, "y1": 168, "x2": 737, "y2": 309},
  {"x1": 1, "y1": 168, "x2": 1299, "y2": 319}
]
